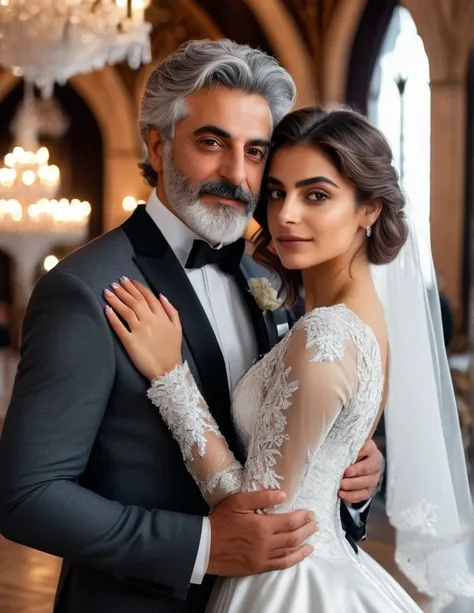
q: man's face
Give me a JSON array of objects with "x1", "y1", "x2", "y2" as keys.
[{"x1": 148, "y1": 86, "x2": 272, "y2": 244}]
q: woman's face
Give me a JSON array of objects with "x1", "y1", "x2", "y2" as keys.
[{"x1": 267, "y1": 144, "x2": 369, "y2": 271}]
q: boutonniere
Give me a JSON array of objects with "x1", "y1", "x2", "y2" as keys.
[{"x1": 248, "y1": 277, "x2": 282, "y2": 312}]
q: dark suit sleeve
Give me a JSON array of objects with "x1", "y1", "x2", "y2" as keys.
[
  {"x1": 0, "y1": 270, "x2": 202, "y2": 600},
  {"x1": 340, "y1": 500, "x2": 372, "y2": 543}
]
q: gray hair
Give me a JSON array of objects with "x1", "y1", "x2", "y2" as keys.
[{"x1": 138, "y1": 39, "x2": 297, "y2": 186}]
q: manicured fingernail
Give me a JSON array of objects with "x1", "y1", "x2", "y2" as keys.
[
  {"x1": 104, "y1": 288, "x2": 114, "y2": 297},
  {"x1": 307, "y1": 512, "x2": 316, "y2": 523},
  {"x1": 105, "y1": 305, "x2": 112, "y2": 313},
  {"x1": 160, "y1": 294, "x2": 169, "y2": 302},
  {"x1": 120, "y1": 276, "x2": 129, "y2": 283},
  {"x1": 111, "y1": 283, "x2": 120, "y2": 289}
]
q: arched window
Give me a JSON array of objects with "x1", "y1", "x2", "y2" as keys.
[{"x1": 368, "y1": 6, "x2": 431, "y2": 277}]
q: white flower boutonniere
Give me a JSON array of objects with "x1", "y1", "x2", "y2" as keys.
[{"x1": 248, "y1": 277, "x2": 282, "y2": 312}]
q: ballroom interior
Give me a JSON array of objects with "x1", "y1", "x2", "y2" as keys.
[{"x1": 0, "y1": 0, "x2": 473, "y2": 611}]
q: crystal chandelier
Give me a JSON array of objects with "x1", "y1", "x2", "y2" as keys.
[
  {"x1": 0, "y1": 146, "x2": 60, "y2": 205},
  {"x1": 0, "y1": 81, "x2": 90, "y2": 232},
  {"x1": 0, "y1": 198, "x2": 91, "y2": 231},
  {"x1": 0, "y1": 81, "x2": 61, "y2": 204},
  {"x1": 12, "y1": 96, "x2": 70, "y2": 140},
  {"x1": 0, "y1": 0, "x2": 152, "y2": 97}
]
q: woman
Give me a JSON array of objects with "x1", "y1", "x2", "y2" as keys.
[{"x1": 104, "y1": 108, "x2": 474, "y2": 611}]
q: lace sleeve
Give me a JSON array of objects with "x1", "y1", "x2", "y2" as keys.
[
  {"x1": 243, "y1": 317, "x2": 359, "y2": 510},
  {"x1": 148, "y1": 314, "x2": 359, "y2": 515},
  {"x1": 147, "y1": 362, "x2": 243, "y2": 509}
]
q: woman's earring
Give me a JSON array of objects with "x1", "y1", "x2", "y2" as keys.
[{"x1": 366, "y1": 226, "x2": 372, "y2": 238}]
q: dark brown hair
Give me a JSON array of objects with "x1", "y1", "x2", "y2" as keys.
[{"x1": 253, "y1": 107, "x2": 408, "y2": 305}]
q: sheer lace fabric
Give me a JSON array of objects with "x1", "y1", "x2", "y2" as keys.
[
  {"x1": 147, "y1": 363, "x2": 243, "y2": 507},
  {"x1": 232, "y1": 305, "x2": 383, "y2": 556},
  {"x1": 240, "y1": 309, "x2": 358, "y2": 510},
  {"x1": 148, "y1": 304, "x2": 383, "y2": 559}
]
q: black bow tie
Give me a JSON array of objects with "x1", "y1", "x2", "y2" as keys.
[{"x1": 185, "y1": 238, "x2": 245, "y2": 275}]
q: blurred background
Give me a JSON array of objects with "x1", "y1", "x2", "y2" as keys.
[{"x1": 0, "y1": 0, "x2": 472, "y2": 610}]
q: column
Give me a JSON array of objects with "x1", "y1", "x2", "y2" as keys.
[{"x1": 429, "y1": 78, "x2": 467, "y2": 320}]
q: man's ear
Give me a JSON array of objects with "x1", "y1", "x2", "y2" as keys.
[{"x1": 146, "y1": 127, "x2": 164, "y2": 173}]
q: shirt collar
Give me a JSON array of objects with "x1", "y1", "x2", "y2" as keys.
[{"x1": 145, "y1": 190, "x2": 203, "y2": 267}]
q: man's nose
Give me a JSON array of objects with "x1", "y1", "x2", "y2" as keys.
[{"x1": 219, "y1": 150, "x2": 246, "y2": 187}]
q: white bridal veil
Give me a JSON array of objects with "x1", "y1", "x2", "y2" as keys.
[{"x1": 371, "y1": 202, "x2": 474, "y2": 612}]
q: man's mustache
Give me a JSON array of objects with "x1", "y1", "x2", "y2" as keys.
[{"x1": 198, "y1": 180, "x2": 255, "y2": 208}]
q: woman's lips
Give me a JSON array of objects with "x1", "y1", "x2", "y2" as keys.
[{"x1": 276, "y1": 236, "x2": 313, "y2": 249}]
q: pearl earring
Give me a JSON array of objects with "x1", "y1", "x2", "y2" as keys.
[{"x1": 366, "y1": 226, "x2": 372, "y2": 238}]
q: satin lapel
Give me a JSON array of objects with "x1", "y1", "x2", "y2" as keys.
[{"x1": 122, "y1": 206, "x2": 238, "y2": 450}]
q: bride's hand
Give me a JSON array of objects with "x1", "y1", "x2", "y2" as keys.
[{"x1": 104, "y1": 277, "x2": 182, "y2": 381}]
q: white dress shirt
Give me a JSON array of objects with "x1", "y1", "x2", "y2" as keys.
[{"x1": 145, "y1": 192, "x2": 258, "y2": 584}]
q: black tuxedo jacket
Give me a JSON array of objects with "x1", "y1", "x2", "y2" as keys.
[{"x1": 0, "y1": 206, "x2": 369, "y2": 613}]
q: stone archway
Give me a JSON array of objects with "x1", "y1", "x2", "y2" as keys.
[
  {"x1": 345, "y1": 0, "x2": 472, "y2": 319},
  {"x1": 346, "y1": 0, "x2": 398, "y2": 113},
  {"x1": 0, "y1": 67, "x2": 140, "y2": 232},
  {"x1": 70, "y1": 69, "x2": 143, "y2": 230},
  {"x1": 322, "y1": 0, "x2": 367, "y2": 105},
  {"x1": 134, "y1": 0, "x2": 316, "y2": 112},
  {"x1": 133, "y1": 0, "x2": 224, "y2": 114},
  {"x1": 242, "y1": 0, "x2": 316, "y2": 106},
  {"x1": 402, "y1": 0, "x2": 471, "y2": 85},
  {"x1": 402, "y1": 0, "x2": 471, "y2": 318}
]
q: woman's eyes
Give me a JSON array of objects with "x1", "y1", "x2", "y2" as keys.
[
  {"x1": 307, "y1": 191, "x2": 329, "y2": 201},
  {"x1": 268, "y1": 189, "x2": 329, "y2": 201},
  {"x1": 269, "y1": 189, "x2": 285, "y2": 200}
]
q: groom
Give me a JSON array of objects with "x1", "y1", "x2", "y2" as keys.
[{"x1": 0, "y1": 40, "x2": 382, "y2": 612}]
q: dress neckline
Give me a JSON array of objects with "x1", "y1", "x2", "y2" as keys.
[{"x1": 298, "y1": 303, "x2": 381, "y2": 352}]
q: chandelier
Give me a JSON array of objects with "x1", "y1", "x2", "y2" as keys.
[
  {"x1": 12, "y1": 96, "x2": 70, "y2": 140},
  {"x1": 0, "y1": 198, "x2": 91, "y2": 231},
  {"x1": 0, "y1": 81, "x2": 60, "y2": 203},
  {"x1": 0, "y1": 145, "x2": 60, "y2": 204},
  {"x1": 0, "y1": 0, "x2": 152, "y2": 97},
  {"x1": 0, "y1": 81, "x2": 90, "y2": 232}
]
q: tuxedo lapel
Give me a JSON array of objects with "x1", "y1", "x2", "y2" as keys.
[
  {"x1": 237, "y1": 254, "x2": 285, "y2": 354},
  {"x1": 122, "y1": 206, "x2": 239, "y2": 452},
  {"x1": 233, "y1": 269, "x2": 270, "y2": 356}
]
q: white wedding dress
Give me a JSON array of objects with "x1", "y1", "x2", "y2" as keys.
[{"x1": 148, "y1": 304, "x2": 423, "y2": 612}]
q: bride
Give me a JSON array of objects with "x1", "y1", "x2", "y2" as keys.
[{"x1": 104, "y1": 107, "x2": 474, "y2": 612}]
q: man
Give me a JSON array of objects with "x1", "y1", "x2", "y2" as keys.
[{"x1": 0, "y1": 40, "x2": 382, "y2": 612}]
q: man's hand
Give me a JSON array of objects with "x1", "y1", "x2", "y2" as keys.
[
  {"x1": 339, "y1": 440, "x2": 383, "y2": 504},
  {"x1": 207, "y1": 490, "x2": 317, "y2": 576}
]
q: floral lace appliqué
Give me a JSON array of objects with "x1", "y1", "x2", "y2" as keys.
[
  {"x1": 394, "y1": 499, "x2": 438, "y2": 536},
  {"x1": 232, "y1": 303, "x2": 384, "y2": 553},
  {"x1": 195, "y1": 461, "x2": 243, "y2": 497},
  {"x1": 243, "y1": 365, "x2": 299, "y2": 492},
  {"x1": 304, "y1": 306, "x2": 351, "y2": 363},
  {"x1": 147, "y1": 362, "x2": 222, "y2": 462}
]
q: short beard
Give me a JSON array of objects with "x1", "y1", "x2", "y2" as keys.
[{"x1": 162, "y1": 142, "x2": 258, "y2": 245}]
